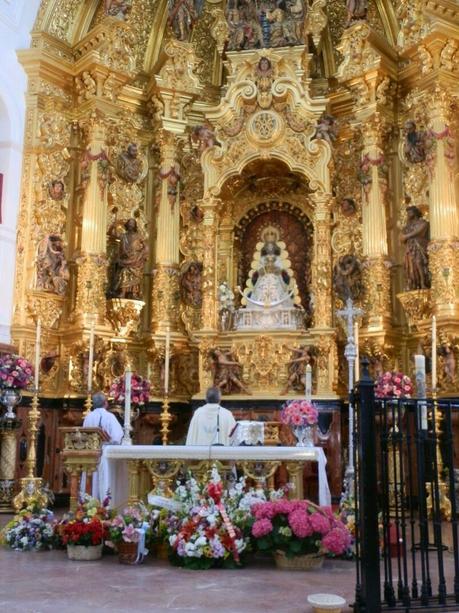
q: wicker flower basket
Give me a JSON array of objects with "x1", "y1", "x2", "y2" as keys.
[
  {"x1": 117, "y1": 541, "x2": 139, "y2": 565},
  {"x1": 67, "y1": 544, "x2": 103, "y2": 561},
  {"x1": 274, "y1": 550, "x2": 324, "y2": 571}
]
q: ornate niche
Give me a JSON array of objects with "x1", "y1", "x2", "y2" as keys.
[{"x1": 234, "y1": 202, "x2": 314, "y2": 325}]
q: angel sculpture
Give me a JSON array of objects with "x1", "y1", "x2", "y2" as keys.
[
  {"x1": 283, "y1": 345, "x2": 315, "y2": 394},
  {"x1": 210, "y1": 348, "x2": 250, "y2": 395}
]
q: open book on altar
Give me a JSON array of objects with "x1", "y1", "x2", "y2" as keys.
[{"x1": 230, "y1": 421, "x2": 264, "y2": 446}]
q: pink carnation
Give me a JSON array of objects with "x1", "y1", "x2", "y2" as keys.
[
  {"x1": 252, "y1": 518, "x2": 273, "y2": 538},
  {"x1": 288, "y1": 509, "x2": 313, "y2": 538}
]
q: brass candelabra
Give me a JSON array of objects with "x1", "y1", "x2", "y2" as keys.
[
  {"x1": 160, "y1": 394, "x2": 171, "y2": 445},
  {"x1": 13, "y1": 391, "x2": 48, "y2": 511}
]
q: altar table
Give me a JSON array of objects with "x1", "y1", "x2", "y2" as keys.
[{"x1": 101, "y1": 444, "x2": 331, "y2": 508}]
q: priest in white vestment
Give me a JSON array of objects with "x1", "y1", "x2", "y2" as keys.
[
  {"x1": 81, "y1": 391, "x2": 123, "y2": 500},
  {"x1": 186, "y1": 387, "x2": 236, "y2": 446}
]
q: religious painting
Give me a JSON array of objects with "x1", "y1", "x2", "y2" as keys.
[
  {"x1": 226, "y1": 0, "x2": 307, "y2": 51},
  {"x1": 235, "y1": 205, "x2": 313, "y2": 322}
]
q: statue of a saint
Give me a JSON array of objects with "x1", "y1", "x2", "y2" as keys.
[
  {"x1": 211, "y1": 348, "x2": 250, "y2": 395},
  {"x1": 180, "y1": 262, "x2": 202, "y2": 307},
  {"x1": 168, "y1": 0, "x2": 202, "y2": 41},
  {"x1": 403, "y1": 120, "x2": 426, "y2": 164},
  {"x1": 333, "y1": 254, "x2": 363, "y2": 301},
  {"x1": 116, "y1": 143, "x2": 146, "y2": 183},
  {"x1": 108, "y1": 218, "x2": 148, "y2": 299},
  {"x1": 36, "y1": 235, "x2": 70, "y2": 296},
  {"x1": 346, "y1": 0, "x2": 368, "y2": 26},
  {"x1": 283, "y1": 345, "x2": 314, "y2": 394},
  {"x1": 400, "y1": 206, "x2": 430, "y2": 290},
  {"x1": 218, "y1": 282, "x2": 235, "y2": 331}
]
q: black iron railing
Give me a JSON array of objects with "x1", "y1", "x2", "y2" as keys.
[{"x1": 354, "y1": 361, "x2": 459, "y2": 612}]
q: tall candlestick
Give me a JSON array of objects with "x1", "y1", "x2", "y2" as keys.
[
  {"x1": 34, "y1": 318, "x2": 41, "y2": 390},
  {"x1": 87, "y1": 320, "x2": 95, "y2": 393},
  {"x1": 432, "y1": 316, "x2": 437, "y2": 391},
  {"x1": 354, "y1": 322, "x2": 359, "y2": 383},
  {"x1": 305, "y1": 364, "x2": 312, "y2": 401},
  {"x1": 164, "y1": 326, "x2": 170, "y2": 395},
  {"x1": 122, "y1": 369, "x2": 132, "y2": 445}
]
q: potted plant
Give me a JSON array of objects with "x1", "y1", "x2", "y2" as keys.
[
  {"x1": 250, "y1": 499, "x2": 351, "y2": 570},
  {"x1": 280, "y1": 400, "x2": 318, "y2": 447},
  {"x1": 57, "y1": 495, "x2": 110, "y2": 561},
  {"x1": 1, "y1": 504, "x2": 55, "y2": 551},
  {"x1": 0, "y1": 353, "x2": 34, "y2": 419},
  {"x1": 106, "y1": 504, "x2": 150, "y2": 564}
]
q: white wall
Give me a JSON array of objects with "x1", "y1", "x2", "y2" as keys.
[{"x1": 0, "y1": 0, "x2": 42, "y2": 343}]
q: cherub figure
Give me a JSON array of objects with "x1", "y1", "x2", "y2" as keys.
[
  {"x1": 312, "y1": 114, "x2": 338, "y2": 144},
  {"x1": 191, "y1": 124, "x2": 218, "y2": 152}
]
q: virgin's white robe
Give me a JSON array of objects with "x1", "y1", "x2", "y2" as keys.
[
  {"x1": 186, "y1": 403, "x2": 236, "y2": 446},
  {"x1": 81, "y1": 408, "x2": 123, "y2": 500}
]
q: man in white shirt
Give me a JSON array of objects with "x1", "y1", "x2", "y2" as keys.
[
  {"x1": 81, "y1": 391, "x2": 123, "y2": 500},
  {"x1": 186, "y1": 387, "x2": 236, "y2": 446}
]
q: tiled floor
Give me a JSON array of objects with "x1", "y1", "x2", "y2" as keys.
[{"x1": 0, "y1": 547, "x2": 355, "y2": 613}]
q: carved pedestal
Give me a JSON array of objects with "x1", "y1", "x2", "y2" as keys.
[{"x1": 0, "y1": 419, "x2": 21, "y2": 513}]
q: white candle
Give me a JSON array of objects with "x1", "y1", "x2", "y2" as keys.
[
  {"x1": 432, "y1": 316, "x2": 437, "y2": 391},
  {"x1": 414, "y1": 354, "x2": 426, "y2": 397},
  {"x1": 305, "y1": 364, "x2": 312, "y2": 401},
  {"x1": 354, "y1": 322, "x2": 359, "y2": 382},
  {"x1": 87, "y1": 320, "x2": 95, "y2": 393},
  {"x1": 164, "y1": 326, "x2": 170, "y2": 395},
  {"x1": 123, "y1": 369, "x2": 132, "y2": 444},
  {"x1": 34, "y1": 318, "x2": 41, "y2": 390}
]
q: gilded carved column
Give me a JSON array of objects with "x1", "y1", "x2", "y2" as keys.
[
  {"x1": 200, "y1": 200, "x2": 219, "y2": 333},
  {"x1": 426, "y1": 88, "x2": 459, "y2": 320},
  {"x1": 151, "y1": 131, "x2": 181, "y2": 333},
  {"x1": 75, "y1": 121, "x2": 110, "y2": 323},
  {"x1": 359, "y1": 117, "x2": 391, "y2": 330},
  {"x1": 311, "y1": 193, "x2": 337, "y2": 396}
]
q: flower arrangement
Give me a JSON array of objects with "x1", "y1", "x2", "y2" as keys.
[
  {"x1": 109, "y1": 373, "x2": 150, "y2": 406},
  {"x1": 158, "y1": 469, "x2": 285, "y2": 570},
  {"x1": 56, "y1": 495, "x2": 111, "y2": 548},
  {"x1": 375, "y1": 371, "x2": 413, "y2": 399},
  {"x1": 106, "y1": 504, "x2": 150, "y2": 546},
  {"x1": 0, "y1": 353, "x2": 34, "y2": 389},
  {"x1": 1, "y1": 505, "x2": 55, "y2": 551},
  {"x1": 280, "y1": 400, "x2": 318, "y2": 427},
  {"x1": 250, "y1": 499, "x2": 351, "y2": 559}
]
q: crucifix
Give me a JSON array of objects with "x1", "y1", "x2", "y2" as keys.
[{"x1": 336, "y1": 296, "x2": 363, "y2": 502}]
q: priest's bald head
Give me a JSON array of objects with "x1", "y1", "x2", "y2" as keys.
[{"x1": 206, "y1": 387, "x2": 221, "y2": 404}]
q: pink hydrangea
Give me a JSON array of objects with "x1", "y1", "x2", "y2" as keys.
[
  {"x1": 288, "y1": 510, "x2": 313, "y2": 538},
  {"x1": 309, "y1": 512, "x2": 331, "y2": 535},
  {"x1": 322, "y1": 527, "x2": 352, "y2": 555},
  {"x1": 252, "y1": 518, "x2": 273, "y2": 538}
]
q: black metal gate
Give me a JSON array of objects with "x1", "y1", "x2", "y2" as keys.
[{"x1": 354, "y1": 361, "x2": 459, "y2": 612}]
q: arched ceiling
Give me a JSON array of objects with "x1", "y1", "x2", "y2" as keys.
[{"x1": 31, "y1": 0, "x2": 398, "y2": 82}]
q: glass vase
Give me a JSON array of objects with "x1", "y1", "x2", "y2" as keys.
[{"x1": 293, "y1": 425, "x2": 315, "y2": 447}]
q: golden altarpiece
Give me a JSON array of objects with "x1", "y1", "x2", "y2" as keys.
[{"x1": 2, "y1": 0, "x2": 459, "y2": 505}]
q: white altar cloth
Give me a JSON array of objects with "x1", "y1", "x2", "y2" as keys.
[{"x1": 102, "y1": 445, "x2": 331, "y2": 509}]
